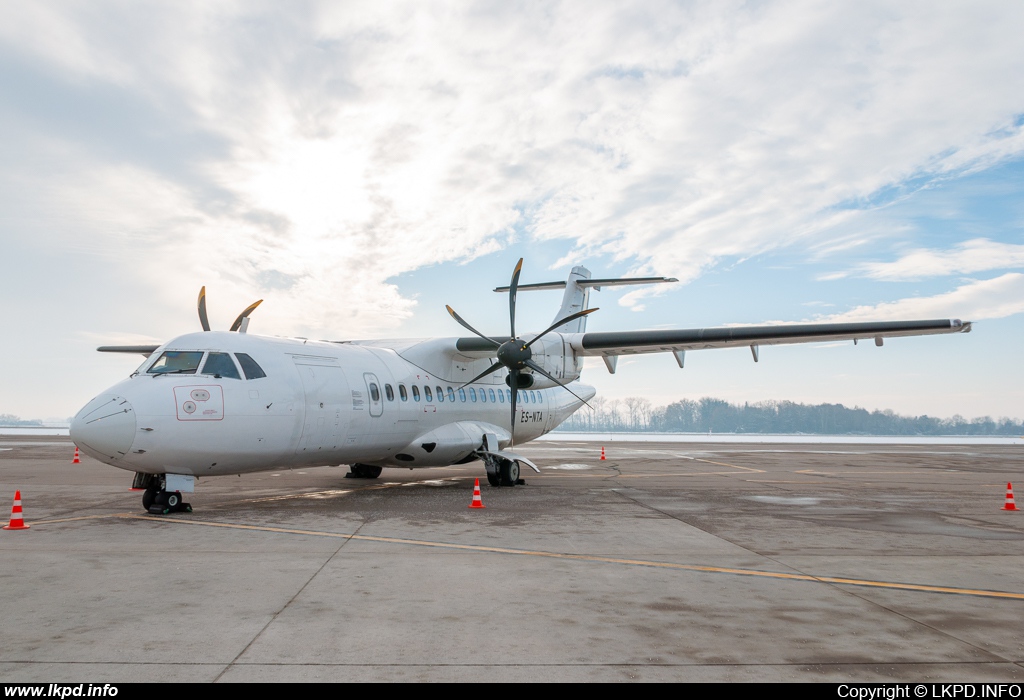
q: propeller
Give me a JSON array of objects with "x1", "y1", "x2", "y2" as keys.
[
  {"x1": 197, "y1": 286, "x2": 263, "y2": 333},
  {"x1": 446, "y1": 258, "x2": 598, "y2": 445}
]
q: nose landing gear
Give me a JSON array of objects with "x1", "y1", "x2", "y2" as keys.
[{"x1": 135, "y1": 473, "x2": 193, "y2": 514}]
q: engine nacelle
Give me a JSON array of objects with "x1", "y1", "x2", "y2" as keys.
[{"x1": 513, "y1": 334, "x2": 582, "y2": 389}]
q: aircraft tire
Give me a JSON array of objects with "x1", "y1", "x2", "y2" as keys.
[
  {"x1": 486, "y1": 472, "x2": 501, "y2": 487},
  {"x1": 142, "y1": 487, "x2": 157, "y2": 510},
  {"x1": 499, "y1": 459, "x2": 520, "y2": 487},
  {"x1": 363, "y1": 466, "x2": 382, "y2": 479},
  {"x1": 167, "y1": 492, "x2": 180, "y2": 508}
]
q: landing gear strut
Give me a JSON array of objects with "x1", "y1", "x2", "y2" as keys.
[{"x1": 345, "y1": 463, "x2": 383, "y2": 479}]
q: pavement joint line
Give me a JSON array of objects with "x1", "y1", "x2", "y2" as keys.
[
  {"x1": 3, "y1": 660, "x2": 1023, "y2": 667},
  {"x1": 213, "y1": 517, "x2": 366, "y2": 682},
  {"x1": 25, "y1": 513, "x2": 136, "y2": 525},
  {"x1": 46, "y1": 512, "x2": 1024, "y2": 602}
]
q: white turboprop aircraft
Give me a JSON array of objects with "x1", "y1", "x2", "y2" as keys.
[{"x1": 71, "y1": 260, "x2": 971, "y2": 514}]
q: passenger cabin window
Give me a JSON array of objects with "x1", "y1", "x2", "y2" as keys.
[
  {"x1": 459, "y1": 388, "x2": 467, "y2": 402},
  {"x1": 488, "y1": 389, "x2": 496, "y2": 402},
  {"x1": 436, "y1": 385, "x2": 444, "y2": 402},
  {"x1": 498, "y1": 389, "x2": 504, "y2": 403},
  {"x1": 479, "y1": 388, "x2": 487, "y2": 403},
  {"x1": 412, "y1": 386, "x2": 420, "y2": 401},
  {"x1": 201, "y1": 352, "x2": 241, "y2": 380},
  {"x1": 385, "y1": 384, "x2": 394, "y2": 401},
  {"x1": 424, "y1": 386, "x2": 433, "y2": 402},
  {"x1": 235, "y1": 353, "x2": 267, "y2": 380},
  {"x1": 447, "y1": 387, "x2": 455, "y2": 402},
  {"x1": 369, "y1": 383, "x2": 381, "y2": 402},
  {"x1": 469, "y1": 388, "x2": 477, "y2": 402},
  {"x1": 147, "y1": 351, "x2": 203, "y2": 375},
  {"x1": 399, "y1": 384, "x2": 408, "y2": 401}
]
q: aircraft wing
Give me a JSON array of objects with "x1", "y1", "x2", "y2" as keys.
[{"x1": 567, "y1": 318, "x2": 971, "y2": 360}]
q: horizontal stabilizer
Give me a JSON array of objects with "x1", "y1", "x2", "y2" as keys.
[{"x1": 495, "y1": 276, "x2": 677, "y2": 292}]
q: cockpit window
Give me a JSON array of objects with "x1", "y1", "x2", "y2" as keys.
[
  {"x1": 201, "y1": 352, "x2": 241, "y2": 380},
  {"x1": 235, "y1": 353, "x2": 267, "y2": 380},
  {"x1": 147, "y1": 351, "x2": 203, "y2": 375}
]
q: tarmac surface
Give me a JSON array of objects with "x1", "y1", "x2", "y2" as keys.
[{"x1": 1, "y1": 434, "x2": 1024, "y2": 682}]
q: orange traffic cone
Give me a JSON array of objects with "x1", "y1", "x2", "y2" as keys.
[
  {"x1": 469, "y1": 478, "x2": 485, "y2": 509},
  {"x1": 3, "y1": 491, "x2": 29, "y2": 530},
  {"x1": 72, "y1": 446, "x2": 80, "y2": 464},
  {"x1": 1003, "y1": 483, "x2": 1017, "y2": 511},
  {"x1": 600, "y1": 446, "x2": 606, "y2": 460}
]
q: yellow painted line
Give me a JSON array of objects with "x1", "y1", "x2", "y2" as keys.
[
  {"x1": 78, "y1": 514, "x2": 1024, "y2": 601},
  {"x1": 615, "y1": 472, "x2": 754, "y2": 478},
  {"x1": 578, "y1": 456, "x2": 763, "y2": 474},
  {"x1": 795, "y1": 469, "x2": 932, "y2": 475},
  {"x1": 694, "y1": 458, "x2": 765, "y2": 474},
  {"x1": 535, "y1": 471, "x2": 753, "y2": 479}
]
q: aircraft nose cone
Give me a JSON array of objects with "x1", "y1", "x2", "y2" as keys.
[{"x1": 70, "y1": 394, "x2": 136, "y2": 461}]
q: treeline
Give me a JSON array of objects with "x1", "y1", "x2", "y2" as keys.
[
  {"x1": 0, "y1": 414, "x2": 43, "y2": 427},
  {"x1": 556, "y1": 397, "x2": 1024, "y2": 436}
]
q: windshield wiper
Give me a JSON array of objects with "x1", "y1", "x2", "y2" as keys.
[{"x1": 149, "y1": 368, "x2": 198, "y2": 376}]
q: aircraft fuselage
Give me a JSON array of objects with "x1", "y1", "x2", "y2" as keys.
[{"x1": 71, "y1": 331, "x2": 591, "y2": 478}]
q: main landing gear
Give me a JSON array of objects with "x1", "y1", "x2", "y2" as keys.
[
  {"x1": 345, "y1": 463, "x2": 383, "y2": 479},
  {"x1": 134, "y1": 473, "x2": 192, "y2": 515},
  {"x1": 484, "y1": 455, "x2": 525, "y2": 488}
]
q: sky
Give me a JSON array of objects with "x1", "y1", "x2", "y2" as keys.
[{"x1": 1, "y1": 1, "x2": 1022, "y2": 422}]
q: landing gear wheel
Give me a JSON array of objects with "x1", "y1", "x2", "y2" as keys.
[
  {"x1": 346, "y1": 464, "x2": 383, "y2": 479},
  {"x1": 486, "y1": 471, "x2": 501, "y2": 487},
  {"x1": 142, "y1": 487, "x2": 157, "y2": 510},
  {"x1": 146, "y1": 489, "x2": 191, "y2": 515},
  {"x1": 499, "y1": 459, "x2": 520, "y2": 487}
]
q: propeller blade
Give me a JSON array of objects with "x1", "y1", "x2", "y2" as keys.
[
  {"x1": 446, "y1": 305, "x2": 501, "y2": 347},
  {"x1": 229, "y1": 299, "x2": 264, "y2": 332},
  {"x1": 198, "y1": 286, "x2": 211, "y2": 332},
  {"x1": 509, "y1": 369, "x2": 518, "y2": 447},
  {"x1": 509, "y1": 257, "x2": 523, "y2": 339},
  {"x1": 523, "y1": 308, "x2": 599, "y2": 350},
  {"x1": 458, "y1": 361, "x2": 504, "y2": 389},
  {"x1": 525, "y1": 359, "x2": 593, "y2": 410}
]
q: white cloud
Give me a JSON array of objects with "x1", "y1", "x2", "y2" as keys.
[
  {"x1": 3, "y1": 0, "x2": 1024, "y2": 340},
  {"x1": 820, "y1": 273, "x2": 1024, "y2": 323},
  {"x1": 832, "y1": 238, "x2": 1024, "y2": 281}
]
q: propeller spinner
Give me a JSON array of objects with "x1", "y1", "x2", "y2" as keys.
[{"x1": 446, "y1": 258, "x2": 597, "y2": 445}]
